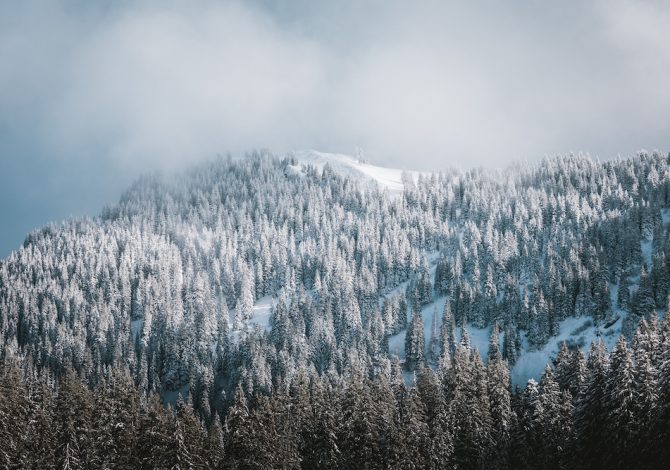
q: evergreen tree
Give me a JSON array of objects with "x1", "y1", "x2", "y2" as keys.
[
  {"x1": 135, "y1": 395, "x2": 179, "y2": 469},
  {"x1": 449, "y1": 345, "x2": 491, "y2": 469},
  {"x1": 604, "y1": 336, "x2": 636, "y2": 468},
  {"x1": 0, "y1": 361, "x2": 30, "y2": 468},
  {"x1": 338, "y1": 377, "x2": 380, "y2": 469},
  {"x1": 92, "y1": 368, "x2": 140, "y2": 469},
  {"x1": 631, "y1": 327, "x2": 658, "y2": 465},
  {"x1": 440, "y1": 301, "x2": 457, "y2": 360},
  {"x1": 405, "y1": 308, "x2": 425, "y2": 372},
  {"x1": 538, "y1": 366, "x2": 573, "y2": 469},
  {"x1": 617, "y1": 275, "x2": 631, "y2": 311},
  {"x1": 652, "y1": 304, "x2": 670, "y2": 466},
  {"x1": 205, "y1": 412, "x2": 225, "y2": 469},
  {"x1": 486, "y1": 328, "x2": 513, "y2": 469},
  {"x1": 488, "y1": 321, "x2": 502, "y2": 364},
  {"x1": 502, "y1": 323, "x2": 518, "y2": 365},
  {"x1": 304, "y1": 378, "x2": 340, "y2": 469},
  {"x1": 54, "y1": 368, "x2": 96, "y2": 470},
  {"x1": 224, "y1": 384, "x2": 256, "y2": 469},
  {"x1": 416, "y1": 366, "x2": 453, "y2": 468},
  {"x1": 575, "y1": 340, "x2": 609, "y2": 469},
  {"x1": 397, "y1": 388, "x2": 430, "y2": 470}
]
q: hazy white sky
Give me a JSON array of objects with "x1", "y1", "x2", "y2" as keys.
[{"x1": 1, "y1": 0, "x2": 669, "y2": 255}]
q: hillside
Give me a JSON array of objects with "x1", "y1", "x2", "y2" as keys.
[
  {"x1": 2, "y1": 151, "x2": 669, "y2": 392},
  {"x1": 2, "y1": 150, "x2": 670, "y2": 468}
]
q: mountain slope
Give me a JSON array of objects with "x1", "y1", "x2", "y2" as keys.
[{"x1": 1, "y1": 149, "x2": 669, "y2": 404}]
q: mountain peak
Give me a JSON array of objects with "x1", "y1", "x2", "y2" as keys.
[{"x1": 291, "y1": 150, "x2": 423, "y2": 194}]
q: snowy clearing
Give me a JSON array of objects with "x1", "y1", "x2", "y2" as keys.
[
  {"x1": 250, "y1": 295, "x2": 274, "y2": 331},
  {"x1": 292, "y1": 150, "x2": 427, "y2": 195}
]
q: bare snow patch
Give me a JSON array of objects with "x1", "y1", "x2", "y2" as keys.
[
  {"x1": 250, "y1": 295, "x2": 274, "y2": 331},
  {"x1": 292, "y1": 150, "x2": 426, "y2": 195},
  {"x1": 386, "y1": 291, "x2": 623, "y2": 387},
  {"x1": 131, "y1": 319, "x2": 143, "y2": 340},
  {"x1": 662, "y1": 208, "x2": 670, "y2": 224},
  {"x1": 511, "y1": 315, "x2": 622, "y2": 386},
  {"x1": 387, "y1": 295, "x2": 496, "y2": 362}
]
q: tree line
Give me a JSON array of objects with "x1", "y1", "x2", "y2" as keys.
[
  {"x1": 1, "y1": 151, "x2": 670, "y2": 406},
  {"x1": 2, "y1": 311, "x2": 670, "y2": 469}
]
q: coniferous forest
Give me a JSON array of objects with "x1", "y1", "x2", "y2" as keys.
[
  {"x1": 2, "y1": 315, "x2": 670, "y2": 469},
  {"x1": 2, "y1": 150, "x2": 670, "y2": 468}
]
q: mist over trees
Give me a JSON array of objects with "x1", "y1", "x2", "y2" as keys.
[{"x1": 1, "y1": 150, "x2": 670, "y2": 467}]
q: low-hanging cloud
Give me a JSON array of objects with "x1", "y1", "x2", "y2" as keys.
[
  {"x1": 1, "y1": 0, "x2": 669, "y2": 172},
  {"x1": 1, "y1": 0, "x2": 670, "y2": 256}
]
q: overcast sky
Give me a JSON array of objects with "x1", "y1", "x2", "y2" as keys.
[{"x1": 1, "y1": 0, "x2": 669, "y2": 257}]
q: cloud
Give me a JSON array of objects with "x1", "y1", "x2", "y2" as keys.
[
  {"x1": 1, "y1": 0, "x2": 669, "y2": 174},
  {"x1": 0, "y1": 1, "x2": 323, "y2": 170}
]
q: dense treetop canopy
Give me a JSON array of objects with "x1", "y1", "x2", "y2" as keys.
[{"x1": 0, "y1": 150, "x2": 669, "y2": 399}]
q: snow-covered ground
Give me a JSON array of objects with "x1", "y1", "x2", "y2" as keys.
[
  {"x1": 291, "y1": 150, "x2": 427, "y2": 195},
  {"x1": 512, "y1": 315, "x2": 621, "y2": 385},
  {"x1": 246, "y1": 247, "x2": 627, "y2": 386},
  {"x1": 387, "y1": 296, "x2": 493, "y2": 361},
  {"x1": 229, "y1": 296, "x2": 274, "y2": 342},
  {"x1": 240, "y1": 184, "x2": 670, "y2": 388},
  {"x1": 662, "y1": 208, "x2": 670, "y2": 224},
  {"x1": 387, "y1": 296, "x2": 623, "y2": 386},
  {"x1": 131, "y1": 319, "x2": 143, "y2": 339},
  {"x1": 382, "y1": 245, "x2": 630, "y2": 386},
  {"x1": 250, "y1": 295, "x2": 274, "y2": 331}
]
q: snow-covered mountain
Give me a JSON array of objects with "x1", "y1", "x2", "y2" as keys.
[
  {"x1": 2, "y1": 149, "x2": 669, "y2": 402},
  {"x1": 2, "y1": 149, "x2": 670, "y2": 469}
]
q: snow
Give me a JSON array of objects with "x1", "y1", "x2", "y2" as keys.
[
  {"x1": 639, "y1": 206, "x2": 670, "y2": 268},
  {"x1": 387, "y1": 298, "x2": 440, "y2": 359},
  {"x1": 662, "y1": 208, "x2": 670, "y2": 224},
  {"x1": 285, "y1": 164, "x2": 305, "y2": 178},
  {"x1": 385, "y1": 248, "x2": 628, "y2": 386},
  {"x1": 249, "y1": 295, "x2": 274, "y2": 331},
  {"x1": 388, "y1": 328, "x2": 406, "y2": 358},
  {"x1": 162, "y1": 384, "x2": 190, "y2": 406},
  {"x1": 241, "y1": 242, "x2": 631, "y2": 387},
  {"x1": 229, "y1": 296, "x2": 274, "y2": 341},
  {"x1": 387, "y1": 295, "x2": 495, "y2": 361},
  {"x1": 511, "y1": 315, "x2": 622, "y2": 386},
  {"x1": 389, "y1": 299, "x2": 624, "y2": 386},
  {"x1": 292, "y1": 150, "x2": 426, "y2": 195},
  {"x1": 131, "y1": 319, "x2": 143, "y2": 340},
  {"x1": 461, "y1": 325, "x2": 495, "y2": 357}
]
